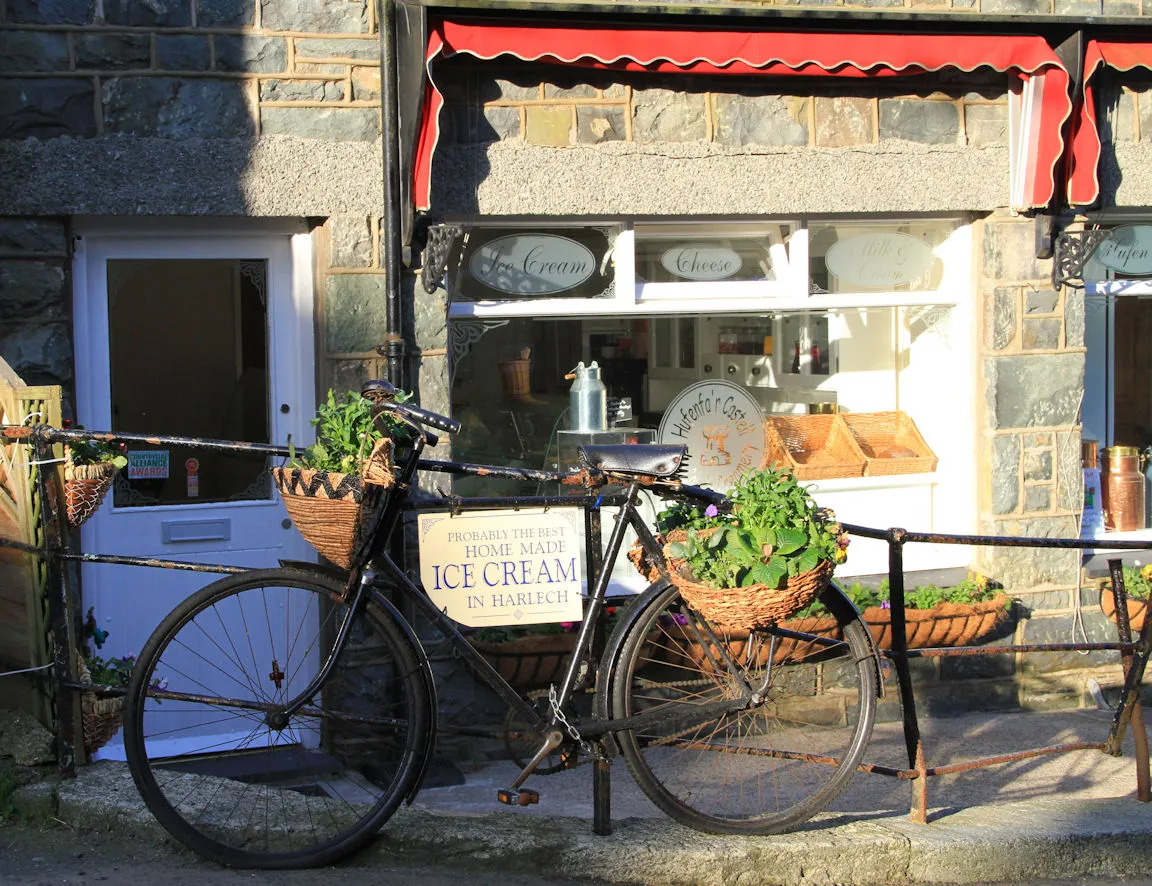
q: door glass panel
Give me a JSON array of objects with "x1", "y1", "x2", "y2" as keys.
[{"x1": 106, "y1": 259, "x2": 271, "y2": 507}]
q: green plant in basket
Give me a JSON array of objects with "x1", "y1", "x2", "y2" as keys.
[
  {"x1": 661, "y1": 465, "x2": 847, "y2": 590},
  {"x1": 65, "y1": 423, "x2": 128, "y2": 469},
  {"x1": 286, "y1": 388, "x2": 413, "y2": 473}
]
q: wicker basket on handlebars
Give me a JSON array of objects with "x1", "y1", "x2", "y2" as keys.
[
  {"x1": 631, "y1": 528, "x2": 833, "y2": 631},
  {"x1": 271, "y1": 438, "x2": 394, "y2": 569}
]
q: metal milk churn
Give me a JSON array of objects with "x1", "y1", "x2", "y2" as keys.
[
  {"x1": 1102, "y1": 445, "x2": 1146, "y2": 532},
  {"x1": 568, "y1": 361, "x2": 607, "y2": 432}
]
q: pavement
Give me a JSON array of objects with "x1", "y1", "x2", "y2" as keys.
[{"x1": 12, "y1": 704, "x2": 1152, "y2": 885}]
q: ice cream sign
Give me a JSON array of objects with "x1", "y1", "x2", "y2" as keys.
[{"x1": 417, "y1": 508, "x2": 584, "y2": 627}]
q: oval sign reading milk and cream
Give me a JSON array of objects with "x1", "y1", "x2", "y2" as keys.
[
  {"x1": 825, "y1": 232, "x2": 934, "y2": 289},
  {"x1": 468, "y1": 233, "x2": 596, "y2": 295},
  {"x1": 660, "y1": 244, "x2": 743, "y2": 281}
]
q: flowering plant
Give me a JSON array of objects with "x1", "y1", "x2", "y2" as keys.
[
  {"x1": 64, "y1": 422, "x2": 128, "y2": 469},
  {"x1": 792, "y1": 571, "x2": 1003, "y2": 618},
  {"x1": 286, "y1": 388, "x2": 414, "y2": 474},
  {"x1": 1100, "y1": 564, "x2": 1152, "y2": 600},
  {"x1": 659, "y1": 465, "x2": 848, "y2": 591},
  {"x1": 82, "y1": 607, "x2": 165, "y2": 692}
]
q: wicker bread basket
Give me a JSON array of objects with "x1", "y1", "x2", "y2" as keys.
[
  {"x1": 763, "y1": 415, "x2": 866, "y2": 480},
  {"x1": 272, "y1": 438, "x2": 395, "y2": 569},
  {"x1": 77, "y1": 658, "x2": 125, "y2": 755},
  {"x1": 839, "y1": 411, "x2": 937, "y2": 476}
]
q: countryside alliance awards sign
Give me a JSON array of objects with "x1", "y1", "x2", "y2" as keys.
[
  {"x1": 417, "y1": 508, "x2": 584, "y2": 628},
  {"x1": 657, "y1": 380, "x2": 765, "y2": 490},
  {"x1": 457, "y1": 228, "x2": 613, "y2": 300}
]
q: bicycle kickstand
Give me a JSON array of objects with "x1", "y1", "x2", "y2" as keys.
[{"x1": 496, "y1": 728, "x2": 564, "y2": 807}]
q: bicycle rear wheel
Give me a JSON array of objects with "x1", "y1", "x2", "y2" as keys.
[
  {"x1": 610, "y1": 583, "x2": 877, "y2": 835},
  {"x1": 123, "y1": 568, "x2": 431, "y2": 869}
]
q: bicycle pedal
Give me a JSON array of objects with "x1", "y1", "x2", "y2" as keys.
[{"x1": 497, "y1": 788, "x2": 540, "y2": 806}]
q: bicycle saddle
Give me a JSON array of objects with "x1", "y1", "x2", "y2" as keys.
[{"x1": 578, "y1": 444, "x2": 687, "y2": 478}]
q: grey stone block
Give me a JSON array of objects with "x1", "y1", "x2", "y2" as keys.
[
  {"x1": 986, "y1": 354, "x2": 1084, "y2": 429},
  {"x1": 1056, "y1": 430, "x2": 1082, "y2": 512},
  {"x1": 1065, "y1": 289, "x2": 1085, "y2": 349},
  {"x1": 713, "y1": 95, "x2": 807, "y2": 148},
  {"x1": 260, "y1": 79, "x2": 344, "y2": 102},
  {"x1": 987, "y1": 286, "x2": 1017, "y2": 350},
  {"x1": 6, "y1": 0, "x2": 93, "y2": 24},
  {"x1": 991, "y1": 434, "x2": 1021, "y2": 515},
  {"x1": 1026, "y1": 289, "x2": 1059, "y2": 314},
  {"x1": 328, "y1": 358, "x2": 373, "y2": 397},
  {"x1": 103, "y1": 78, "x2": 255, "y2": 138},
  {"x1": 261, "y1": 0, "x2": 368, "y2": 33},
  {"x1": 814, "y1": 96, "x2": 873, "y2": 147},
  {"x1": 261, "y1": 107, "x2": 380, "y2": 141},
  {"x1": 921, "y1": 679, "x2": 1019, "y2": 716},
  {"x1": 1024, "y1": 484, "x2": 1052, "y2": 512},
  {"x1": 446, "y1": 106, "x2": 519, "y2": 144},
  {"x1": 1022, "y1": 318, "x2": 1061, "y2": 351},
  {"x1": 156, "y1": 35, "x2": 211, "y2": 72},
  {"x1": 0, "y1": 709, "x2": 55, "y2": 765},
  {"x1": 965, "y1": 104, "x2": 1008, "y2": 146},
  {"x1": 544, "y1": 83, "x2": 597, "y2": 99},
  {"x1": 0, "y1": 219, "x2": 67, "y2": 253},
  {"x1": 215, "y1": 35, "x2": 288, "y2": 74},
  {"x1": 412, "y1": 283, "x2": 447, "y2": 352},
  {"x1": 879, "y1": 99, "x2": 959, "y2": 145},
  {"x1": 632, "y1": 88, "x2": 706, "y2": 143},
  {"x1": 325, "y1": 273, "x2": 390, "y2": 352},
  {"x1": 104, "y1": 0, "x2": 191, "y2": 26},
  {"x1": 980, "y1": 0, "x2": 1048, "y2": 10},
  {"x1": 328, "y1": 215, "x2": 372, "y2": 268},
  {"x1": 1024, "y1": 449, "x2": 1053, "y2": 482},
  {"x1": 0, "y1": 260, "x2": 67, "y2": 319},
  {"x1": 75, "y1": 33, "x2": 151, "y2": 71},
  {"x1": 0, "y1": 321, "x2": 73, "y2": 385},
  {"x1": 197, "y1": 0, "x2": 256, "y2": 27},
  {"x1": 0, "y1": 79, "x2": 97, "y2": 138},
  {"x1": 576, "y1": 107, "x2": 625, "y2": 144},
  {"x1": 983, "y1": 220, "x2": 1047, "y2": 282},
  {"x1": 1138, "y1": 92, "x2": 1152, "y2": 147},
  {"x1": 979, "y1": 517, "x2": 1081, "y2": 588},
  {"x1": 1020, "y1": 612, "x2": 1117, "y2": 671},
  {"x1": 295, "y1": 39, "x2": 379, "y2": 62},
  {"x1": 0, "y1": 31, "x2": 71, "y2": 73}
]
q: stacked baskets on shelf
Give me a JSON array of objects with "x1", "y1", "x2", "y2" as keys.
[{"x1": 763, "y1": 411, "x2": 937, "y2": 480}]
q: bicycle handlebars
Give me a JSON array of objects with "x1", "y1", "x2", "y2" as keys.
[{"x1": 362, "y1": 379, "x2": 462, "y2": 436}]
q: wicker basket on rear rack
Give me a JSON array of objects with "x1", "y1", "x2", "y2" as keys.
[{"x1": 271, "y1": 438, "x2": 395, "y2": 569}]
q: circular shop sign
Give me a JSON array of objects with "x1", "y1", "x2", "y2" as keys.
[
  {"x1": 467, "y1": 233, "x2": 596, "y2": 296},
  {"x1": 658, "y1": 380, "x2": 765, "y2": 490},
  {"x1": 825, "y1": 232, "x2": 934, "y2": 289},
  {"x1": 660, "y1": 244, "x2": 743, "y2": 281}
]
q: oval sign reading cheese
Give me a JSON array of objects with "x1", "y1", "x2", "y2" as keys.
[
  {"x1": 468, "y1": 234, "x2": 596, "y2": 295},
  {"x1": 1092, "y1": 225, "x2": 1152, "y2": 276},
  {"x1": 660, "y1": 244, "x2": 744, "y2": 281},
  {"x1": 825, "y1": 232, "x2": 935, "y2": 289}
]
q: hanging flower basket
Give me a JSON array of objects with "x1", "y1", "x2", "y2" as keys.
[
  {"x1": 76, "y1": 658, "x2": 124, "y2": 755},
  {"x1": 64, "y1": 460, "x2": 117, "y2": 527},
  {"x1": 271, "y1": 438, "x2": 394, "y2": 569},
  {"x1": 1099, "y1": 589, "x2": 1148, "y2": 634}
]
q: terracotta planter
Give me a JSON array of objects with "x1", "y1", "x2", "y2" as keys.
[
  {"x1": 859, "y1": 594, "x2": 1012, "y2": 650},
  {"x1": 470, "y1": 633, "x2": 577, "y2": 689},
  {"x1": 1099, "y1": 589, "x2": 1149, "y2": 633},
  {"x1": 677, "y1": 594, "x2": 1012, "y2": 665}
]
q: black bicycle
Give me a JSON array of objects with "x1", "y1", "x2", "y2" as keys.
[{"x1": 121, "y1": 380, "x2": 881, "y2": 869}]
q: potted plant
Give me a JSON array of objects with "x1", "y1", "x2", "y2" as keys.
[
  {"x1": 1098, "y1": 564, "x2": 1152, "y2": 633},
  {"x1": 272, "y1": 389, "x2": 411, "y2": 569},
  {"x1": 62, "y1": 423, "x2": 128, "y2": 527},
  {"x1": 651, "y1": 465, "x2": 849, "y2": 630}
]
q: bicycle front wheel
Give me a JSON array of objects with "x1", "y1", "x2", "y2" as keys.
[
  {"x1": 123, "y1": 568, "x2": 431, "y2": 869},
  {"x1": 610, "y1": 583, "x2": 877, "y2": 835}
]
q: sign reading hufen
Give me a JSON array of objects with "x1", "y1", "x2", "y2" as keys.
[
  {"x1": 658, "y1": 380, "x2": 765, "y2": 490},
  {"x1": 417, "y1": 508, "x2": 584, "y2": 628},
  {"x1": 825, "y1": 232, "x2": 934, "y2": 289},
  {"x1": 1091, "y1": 225, "x2": 1152, "y2": 276}
]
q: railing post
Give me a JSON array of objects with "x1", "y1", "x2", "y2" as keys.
[
  {"x1": 1106, "y1": 558, "x2": 1152, "y2": 799},
  {"x1": 887, "y1": 529, "x2": 928, "y2": 823}
]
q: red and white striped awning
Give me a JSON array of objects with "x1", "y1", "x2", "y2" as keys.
[
  {"x1": 414, "y1": 19, "x2": 1073, "y2": 212},
  {"x1": 1066, "y1": 39, "x2": 1152, "y2": 207}
]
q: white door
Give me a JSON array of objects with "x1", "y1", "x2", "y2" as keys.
[{"x1": 73, "y1": 226, "x2": 317, "y2": 756}]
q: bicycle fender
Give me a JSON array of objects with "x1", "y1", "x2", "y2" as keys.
[
  {"x1": 822, "y1": 580, "x2": 885, "y2": 700},
  {"x1": 365, "y1": 586, "x2": 440, "y2": 804},
  {"x1": 277, "y1": 559, "x2": 348, "y2": 583}
]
